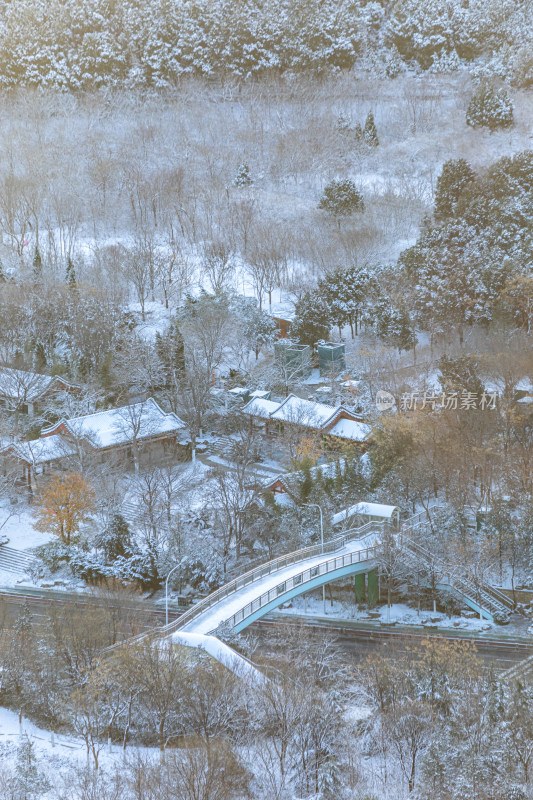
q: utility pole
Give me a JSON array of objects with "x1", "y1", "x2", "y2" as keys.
[
  {"x1": 303, "y1": 502, "x2": 326, "y2": 615},
  {"x1": 165, "y1": 563, "x2": 181, "y2": 626}
]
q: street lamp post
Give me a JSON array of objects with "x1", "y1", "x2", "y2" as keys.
[
  {"x1": 303, "y1": 502, "x2": 326, "y2": 615},
  {"x1": 165, "y1": 563, "x2": 181, "y2": 626}
]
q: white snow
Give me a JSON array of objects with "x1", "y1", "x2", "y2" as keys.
[
  {"x1": 42, "y1": 398, "x2": 186, "y2": 449},
  {"x1": 328, "y1": 417, "x2": 372, "y2": 442},
  {"x1": 0, "y1": 503, "x2": 53, "y2": 551},
  {"x1": 270, "y1": 394, "x2": 337, "y2": 427},
  {"x1": 332, "y1": 503, "x2": 399, "y2": 527},
  {"x1": 171, "y1": 632, "x2": 266, "y2": 682},
  {"x1": 267, "y1": 300, "x2": 295, "y2": 322},
  {"x1": 277, "y1": 598, "x2": 495, "y2": 632},
  {"x1": 516, "y1": 377, "x2": 533, "y2": 392},
  {"x1": 0, "y1": 368, "x2": 77, "y2": 403},
  {"x1": 241, "y1": 397, "x2": 280, "y2": 419},
  {"x1": 2, "y1": 435, "x2": 77, "y2": 465}
]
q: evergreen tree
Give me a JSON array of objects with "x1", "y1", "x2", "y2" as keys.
[
  {"x1": 95, "y1": 513, "x2": 133, "y2": 563},
  {"x1": 318, "y1": 178, "x2": 364, "y2": 224},
  {"x1": 291, "y1": 290, "x2": 330, "y2": 346},
  {"x1": 32, "y1": 247, "x2": 42, "y2": 280},
  {"x1": 65, "y1": 256, "x2": 77, "y2": 288},
  {"x1": 466, "y1": 85, "x2": 514, "y2": 131},
  {"x1": 33, "y1": 342, "x2": 47, "y2": 372},
  {"x1": 363, "y1": 111, "x2": 379, "y2": 146},
  {"x1": 156, "y1": 318, "x2": 186, "y2": 388},
  {"x1": 13, "y1": 738, "x2": 50, "y2": 800},
  {"x1": 353, "y1": 122, "x2": 364, "y2": 142},
  {"x1": 298, "y1": 460, "x2": 314, "y2": 502},
  {"x1": 375, "y1": 297, "x2": 416, "y2": 354},
  {"x1": 434, "y1": 159, "x2": 476, "y2": 220},
  {"x1": 233, "y1": 163, "x2": 253, "y2": 187}
]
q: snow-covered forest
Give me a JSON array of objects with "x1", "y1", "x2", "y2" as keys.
[
  {"x1": 0, "y1": 1, "x2": 531, "y2": 798},
  {"x1": 0, "y1": 0, "x2": 532, "y2": 87}
]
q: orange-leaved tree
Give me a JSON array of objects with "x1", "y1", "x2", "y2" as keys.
[{"x1": 34, "y1": 473, "x2": 96, "y2": 546}]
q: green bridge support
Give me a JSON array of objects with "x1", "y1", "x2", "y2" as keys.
[
  {"x1": 354, "y1": 573, "x2": 366, "y2": 603},
  {"x1": 367, "y1": 569, "x2": 379, "y2": 607}
]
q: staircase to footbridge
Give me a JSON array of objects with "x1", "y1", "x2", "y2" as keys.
[
  {"x1": 157, "y1": 511, "x2": 513, "y2": 642},
  {"x1": 108, "y1": 511, "x2": 514, "y2": 666}
]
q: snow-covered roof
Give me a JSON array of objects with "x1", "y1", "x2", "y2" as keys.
[
  {"x1": 42, "y1": 398, "x2": 186, "y2": 450},
  {"x1": 516, "y1": 377, "x2": 533, "y2": 393},
  {"x1": 268, "y1": 301, "x2": 295, "y2": 322},
  {"x1": 242, "y1": 397, "x2": 281, "y2": 419},
  {"x1": 2, "y1": 435, "x2": 77, "y2": 465},
  {"x1": 249, "y1": 390, "x2": 270, "y2": 399},
  {"x1": 328, "y1": 418, "x2": 371, "y2": 442},
  {"x1": 243, "y1": 393, "x2": 370, "y2": 438},
  {"x1": 270, "y1": 394, "x2": 338, "y2": 427},
  {"x1": 0, "y1": 367, "x2": 77, "y2": 402},
  {"x1": 228, "y1": 386, "x2": 248, "y2": 396},
  {"x1": 332, "y1": 502, "x2": 399, "y2": 526},
  {"x1": 340, "y1": 379, "x2": 361, "y2": 389}
]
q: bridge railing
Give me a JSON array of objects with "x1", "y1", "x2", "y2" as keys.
[
  {"x1": 162, "y1": 521, "x2": 385, "y2": 637},
  {"x1": 398, "y1": 533, "x2": 513, "y2": 614},
  {"x1": 220, "y1": 544, "x2": 379, "y2": 632},
  {"x1": 164, "y1": 509, "x2": 434, "y2": 637}
]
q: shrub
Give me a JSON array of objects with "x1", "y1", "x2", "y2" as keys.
[{"x1": 466, "y1": 85, "x2": 514, "y2": 131}]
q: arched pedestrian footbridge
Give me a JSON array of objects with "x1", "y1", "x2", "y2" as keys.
[
  {"x1": 161, "y1": 511, "x2": 513, "y2": 638},
  {"x1": 105, "y1": 511, "x2": 514, "y2": 670},
  {"x1": 166, "y1": 523, "x2": 382, "y2": 637}
]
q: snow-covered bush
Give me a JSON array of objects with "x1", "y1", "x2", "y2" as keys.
[
  {"x1": 318, "y1": 179, "x2": 365, "y2": 218},
  {"x1": 233, "y1": 163, "x2": 253, "y2": 188},
  {"x1": 466, "y1": 85, "x2": 514, "y2": 131}
]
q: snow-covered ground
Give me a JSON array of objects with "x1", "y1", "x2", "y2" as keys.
[
  {"x1": 277, "y1": 596, "x2": 496, "y2": 633},
  {"x1": 0, "y1": 502, "x2": 53, "y2": 551}
]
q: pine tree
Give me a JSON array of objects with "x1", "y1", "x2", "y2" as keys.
[
  {"x1": 318, "y1": 178, "x2": 364, "y2": 223},
  {"x1": 434, "y1": 159, "x2": 476, "y2": 220},
  {"x1": 13, "y1": 738, "x2": 50, "y2": 799},
  {"x1": 156, "y1": 319, "x2": 186, "y2": 388},
  {"x1": 291, "y1": 290, "x2": 330, "y2": 346},
  {"x1": 466, "y1": 85, "x2": 514, "y2": 131},
  {"x1": 32, "y1": 246, "x2": 42, "y2": 280},
  {"x1": 353, "y1": 122, "x2": 364, "y2": 142},
  {"x1": 363, "y1": 111, "x2": 379, "y2": 146},
  {"x1": 66, "y1": 256, "x2": 77, "y2": 288},
  {"x1": 95, "y1": 513, "x2": 133, "y2": 562},
  {"x1": 33, "y1": 342, "x2": 47, "y2": 372},
  {"x1": 233, "y1": 163, "x2": 253, "y2": 187}
]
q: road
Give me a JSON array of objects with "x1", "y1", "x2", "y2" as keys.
[
  {"x1": 1, "y1": 586, "x2": 531, "y2": 672},
  {"x1": 0, "y1": 586, "x2": 183, "y2": 639},
  {"x1": 250, "y1": 613, "x2": 533, "y2": 672}
]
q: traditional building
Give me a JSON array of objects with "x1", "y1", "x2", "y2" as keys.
[
  {"x1": 41, "y1": 398, "x2": 189, "y2": 464},
  {"x1": 1, "y1": 398, "x2": 190, "y2": 488},
  {"x1": 242, "y1": 393, "x2": 371, "y2": 447},
  {"x1": 0, "y1": 367, "x2": 79, "y2": 416}
]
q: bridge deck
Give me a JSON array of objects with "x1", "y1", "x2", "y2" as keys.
[{"x1": 182, "y1": 539, "x2": 374, "y2": 634}]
